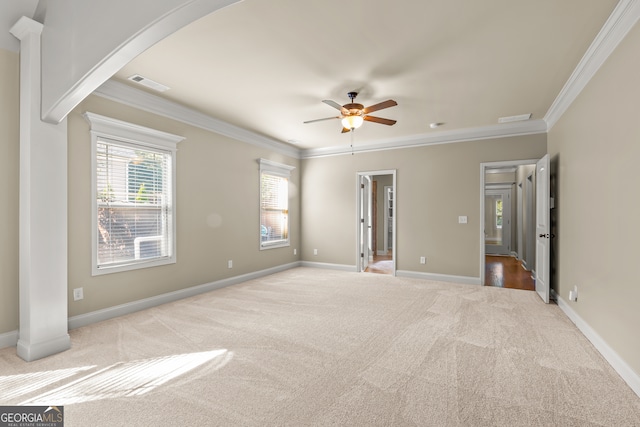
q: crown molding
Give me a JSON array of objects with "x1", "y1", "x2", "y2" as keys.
[
  {"x1": 545, "y1": 0, "x2": 640, "y2": 129},
  {"x1": 9, "y1": 16, "x2": 43, "y2": 40},
  {"x1": 300, "y1": 120, "x2": 548, "y2": 159},
  {"x1": 93, "y1": 80, "x2": 301, "y2": 159},
  {"x1": 95, "y1": 80, "x2": 547, "y2": 160},
  {"x1": 96, "y1": 0, "x2": 640, "y2": 164}
]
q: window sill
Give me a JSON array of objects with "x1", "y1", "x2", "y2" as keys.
[{"x1": 92, "y1": 256, "x2": 176, "y2": 276}]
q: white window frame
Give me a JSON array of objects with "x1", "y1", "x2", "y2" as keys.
[
  {"x1": 259, "y1": 158, "x2": 295, "y2": 250},
  {"x1": 84, "y1": 112, "x2": 184, "y2": 275}
]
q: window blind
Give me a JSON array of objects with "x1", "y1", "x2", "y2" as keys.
[
  {"x1": 96, "y1": 139, "x2": 172, "y2": 268},
  {"x1": 260, "y1": 172, "x2": 289, "y2": 245},
  {"x1": 258, "y1": 158, "x2": 294, "y2": 249}
]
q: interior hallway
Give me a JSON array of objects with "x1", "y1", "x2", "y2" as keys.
[
  {"x1": 485, "y1": 255, "x2": 535, "y2": 291},
  {"x1": 365, "y1": 253, "x2": 393, "y2": 275}
]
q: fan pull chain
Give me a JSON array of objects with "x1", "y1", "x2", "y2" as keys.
[{"x1": 350, "y1": 128, "x2": 354, "y2": 155}]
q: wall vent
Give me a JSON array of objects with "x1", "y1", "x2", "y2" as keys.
[{"x1": 127, "y1": 74, "x2": 170, "y2": 92}]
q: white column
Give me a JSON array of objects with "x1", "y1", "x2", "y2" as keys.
[{"x1": 10, "y1": 17, "x2": 70, "y2": 361}]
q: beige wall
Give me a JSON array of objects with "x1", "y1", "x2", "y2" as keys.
[
  {"x1": 548, "y1": 21, "x2": 640, "y2": 376},
  {"x1": 301, "y1": 134, "x2": 547, "y2": 277},
  {"x1": 0, "y1": 49, "x2": 19, "y2": 335},
  {"x1": 66, "y1": 95, "x2": 300, "y2": 317}
]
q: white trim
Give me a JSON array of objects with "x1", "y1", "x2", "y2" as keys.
[
  {"x1": 259, "y1": 159, "x2": 295, "y2": 250},
  {"x1": 94, "y1": 80, "x2": 300, "y2": 158},
  {"x1": 299, "y1": 261, "x2": 357, "y2": 272},
  {"x1": 0, "y1": 330, "x2": 19, "y2": 349},
  {"x1": 69, "y1": 262, "x2": 302, "y2": 330},
  {"x1": 41, "y1": 0, "x2": 241, "y2": 123},
  {"x1": 356, "y1": 170, "x2": 397, "y2": 276},
  {"x1": 485, "y1": 183, "x2": 514, "y2": 190},
  {"x1": 89, "y1": 2, "x2": 640, "y2": 159},
  {"x1": 258, "y1": 158, "x2": 296, "y2": 174},
  {"x1": 17, "y1": 334, "x2": 71, "y2": 362},
  {"x1": 301, "y1": 120, "x2": 547, "y2": 159},
  {"x1": 480, "y1": 159, "x2": 540, "y2": 285},
  {"x1": 83, "y1": 112, "x2": 184, "y2": 150},
  {"x1": 9, "y1": 16, "x2": 43, "y2": 40},
  {"x1": 84, "y1": 112, "x2": 181, "y2": 276},
  {"x1": 396, "y1": 270, "x2": 481, "y2": 285},
  {"x1": 556, "y1": 294, "x2": 640, "y2": 398},
  {"x1": 545, "y1": 0, "x2": 640, "y2": 129}
]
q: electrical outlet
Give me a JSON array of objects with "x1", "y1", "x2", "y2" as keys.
[
  {"x1": 458, "y1": 216, "x2": 468, "y2": 224},
  {"x1": 420, "y1": 256, "x2": 426, "y2": 264},
  {"x1": 73, "y1": 288, "x2": 84, "y2": 301},
  {"x1": 314, "y1": 249, "x2": 318, "y2": 255},
  {"x1": 569, "y1": 285, "x2": 578, "y2": 302},
  {"x1": 294, "y1": 249, "x2": 297, "y2": 255},
  {"x1": 228, "y1": 260, "x2": 233, "y2": 269}
]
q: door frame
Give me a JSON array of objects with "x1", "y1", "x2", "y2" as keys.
[
  {"x1": 479, "y1": 159, "x2": 539, "y2": 285},
  {"x1": 356, "y1": 169, "x2": 397, "y2": 275}
]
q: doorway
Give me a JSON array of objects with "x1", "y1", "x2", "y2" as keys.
[
  {"x1": 484, "y1": 187, "x2": 512, "y2": 256},
  {"x1": 480, "y1": 160, "x2": 538, "y2": 289},
  {"x1": 356, "y1": 170, "x2": 396, "y2": 275}
]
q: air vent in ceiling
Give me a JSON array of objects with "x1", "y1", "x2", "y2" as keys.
[{"x1": 127, "y1": 74, "x2": 170, "y2": 92}]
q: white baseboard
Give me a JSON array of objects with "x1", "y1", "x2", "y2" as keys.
[
  {"x1": 396, "y1": 270, "x2": 481, "y2": 285},
  {"x1": 68, "y1": 261, "x2": 302, "y2": 330},
  {"x1": 17, "y1": 334, "x2": 71, "y2": 362},
  {"x1": 556, "y1": 294, "x2": 640, "y2": 398},
  {"x1": 0, "y1": 330, "x2": 18, "y2": 349},
  {"x1": 299, "y1": 261, "x2": 357, "y2": 272}
]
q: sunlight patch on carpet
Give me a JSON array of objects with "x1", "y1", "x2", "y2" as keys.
[
  {"x1": 0, "y1": 366, "x2": 96, "y2": 401},
  {"x1": 20, "y1": 349, "x2": 231, "y2": 405}
]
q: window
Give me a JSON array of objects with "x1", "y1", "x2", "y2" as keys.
[
  {"x1": 496, "y1": 198, "x2": 503, "y2": 229},
  {"x1": 84, "y1": 113, "x2": 184, "y2": 275},
  {"x1": 259, "y1": 159, "x2": 295, "y2": 249}
]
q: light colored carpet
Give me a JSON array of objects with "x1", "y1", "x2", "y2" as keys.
[{"x1": 1, "y1": 267, "x2": 639, "y2": 426}]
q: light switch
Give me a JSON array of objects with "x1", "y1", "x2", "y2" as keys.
[{"x1": 458, "y1": 216, "x2": 468, "y2": 224}]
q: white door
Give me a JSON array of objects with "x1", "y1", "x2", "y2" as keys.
[
  {"x1": 535, "y1": 154, "x2": 551, "y2": 303},
  {"x1": 484, "y1": 189, "x2": 511, "y2": 255},
  {"x1": 359, "y1": 176, "x2": 370, "y2": 271}
]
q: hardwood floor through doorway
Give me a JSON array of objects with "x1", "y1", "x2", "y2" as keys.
[
  {"x1": 365, "y1": 253, "x2": 393, "y2": 275},
  {"x1": 485, "y1": 255, "x2": 535, "y2": 291}
]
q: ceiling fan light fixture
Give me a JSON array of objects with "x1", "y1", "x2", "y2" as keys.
[{"x1": 342, "y1": 115, "x2": 364, "y2": 130}]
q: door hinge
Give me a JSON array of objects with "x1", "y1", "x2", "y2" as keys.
[
  {"x1": 361, "y1": 184, "x2": 365, "y2": 189},
  {"x1": 361, "y1": 253, "x2": 364, "y2": 257},
  {"x1": 360, "y1": 218, "x2": 365, "y2": 223}
]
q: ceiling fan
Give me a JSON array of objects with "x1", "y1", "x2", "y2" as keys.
[{"x1": 304, "y1": 92, "x2": 397, "y2": 133}]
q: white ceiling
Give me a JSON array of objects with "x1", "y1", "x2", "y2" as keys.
[
  {"x1": 113, "y1": 0, "x2": 618, "y2": 153},
  {"x1": 3, "y1": 1, "x2": 621, "y2": 154}
]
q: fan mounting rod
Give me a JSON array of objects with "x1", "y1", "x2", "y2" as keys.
[{"x1": 344, "y1": 92, "x2": 364, "y2": 112}]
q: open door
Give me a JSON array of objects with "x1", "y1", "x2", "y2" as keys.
[
  {"x1": 357, "y1": 170, "x2": 396, "y2": 274},
  {"x1": 535, "y1": 154, "x2": 551, "y2": 303},
  {"x1": 359, "y1": 175, "x2": 371, "y2": 271}
]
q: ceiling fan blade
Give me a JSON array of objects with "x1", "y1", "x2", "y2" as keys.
[
  {"x1": 363, "y1": 99, "x2": 397, "y2": 114},
  {"x1": 304, "y1": 116, "x2": 340, "y2": 124},
  {"x1": 364, "y1": 115, "x2": 397, "y2": 126},
  {"x1": 323, "y1": 100, "x2": 349, "y2": 115}
]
